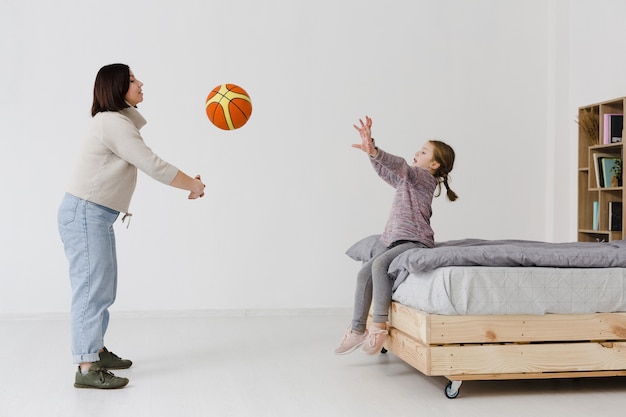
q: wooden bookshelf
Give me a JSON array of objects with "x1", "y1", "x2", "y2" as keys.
[{"x1": 578, "y1": 97, "x2": 624, "y2": 242}]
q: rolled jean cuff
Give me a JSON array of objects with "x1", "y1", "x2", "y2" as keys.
[{"x1": 73, "y1": 352, "x2": 100, "y2": 364}]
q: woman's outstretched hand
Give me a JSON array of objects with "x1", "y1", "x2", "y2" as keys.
[
  {"x1": 352, "y1": 116, "x2": 377, "y2": 157},
  {"x1": 188, "y1": 175, "x2": 206, "y2": 199}
]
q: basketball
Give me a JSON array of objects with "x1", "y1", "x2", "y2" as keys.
[{"x1": 205, "y1": 84, "x2": 252, "y2": 130}]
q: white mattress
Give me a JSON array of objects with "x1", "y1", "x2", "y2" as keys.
[{"x1": 392, "y1": 266, "x2": 626, "y2": 315}]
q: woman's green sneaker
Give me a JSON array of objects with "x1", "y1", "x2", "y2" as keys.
[
  {"x1": 74, "y1": 362, "x2": 129, "y2": 389},
  {"x1": 98, "y1": 347, "x2": 133, "y2": 369}
]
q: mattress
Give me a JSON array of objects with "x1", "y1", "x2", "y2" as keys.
[{"x1": 392, "y1": 266, "x2": 626, "y2": 315}]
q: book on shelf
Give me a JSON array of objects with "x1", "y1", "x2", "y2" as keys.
[
  {"x1": 593, "y1": 200, "x2": 599, "y2": 230},
  {"x1": 611, "y1": 115, "x2": 623, "y2": 143},
  {"x1": 601, "y1": 157, "x2": 620, "y2": 188},
  {"x1": 603, "y1": 114, "x2": 623, "y2": 144},
  {"x1": 609, "y1": 202, "x2": 623, "y2": 231},
  {"x1": 593, "y1": 152, "x2": 612, "y2": 187}
]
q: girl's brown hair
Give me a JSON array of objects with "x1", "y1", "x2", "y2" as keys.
[
  {"x1": 429, "y1": 140, "x2": 458, "y2": 201},
  {"x1": 91, "y1": 63, "x2": 131, "y2": 116}
]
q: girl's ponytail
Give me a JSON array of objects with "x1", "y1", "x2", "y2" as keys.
[
  {"x1": 430, "y1": 140, "x2": 458, "y2": 202},
  {"x1": 442, "y1": 174, "x2": 458, "y2": 201}
]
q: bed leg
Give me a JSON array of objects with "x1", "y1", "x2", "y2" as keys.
[{"x1": 445, "y1": 380, "x2": 462, "y2": 399}]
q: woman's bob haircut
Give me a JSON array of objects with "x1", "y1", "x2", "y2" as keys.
[{"x1": 91, "y1": 63, "x2": 131, "y2": 116}]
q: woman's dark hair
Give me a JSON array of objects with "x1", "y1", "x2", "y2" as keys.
[
  {"x1": 429, "y1": 140, "x2": 459, "y2": 201},
  {"x1": 91, "y1": 63, "x2": 131, "y2": 116}
]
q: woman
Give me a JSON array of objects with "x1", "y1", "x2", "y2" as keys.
[{"x1": 58, "y1": 63, "x2": 206, "y2": 389}]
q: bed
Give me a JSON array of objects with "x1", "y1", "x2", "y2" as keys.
[{"x1": 346, "y1": 236, "x2": 626, "y2": 398}]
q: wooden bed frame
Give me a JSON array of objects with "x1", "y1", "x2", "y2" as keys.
[{"x1": 382, "y1": 301, "x2": 626, "y2": 398}]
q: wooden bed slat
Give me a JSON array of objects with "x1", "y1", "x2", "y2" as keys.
[
  {"x1": 444, "y1": 370, "x2": 626, "y2": 382},
  {"x1": 429, "y1": 341, "x2": 626, "y2": 375},
  {"x1": 389, "y1": 302, "x2": 626, "y2": 344}
]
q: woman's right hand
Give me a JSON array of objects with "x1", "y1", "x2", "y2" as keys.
[{"x1": 188, "y1": 175, "x2": 206, "y2": 199}]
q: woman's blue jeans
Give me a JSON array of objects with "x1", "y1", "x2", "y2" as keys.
[{"x1": 57, "y1": 193, "x2": 119, "y2": 364}]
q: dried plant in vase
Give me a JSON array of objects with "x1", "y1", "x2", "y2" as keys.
[{"x1": 576, "y1": 108, "x2": 599, "y2": 145}]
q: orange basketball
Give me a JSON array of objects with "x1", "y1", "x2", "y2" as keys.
[{"x1": 205, "y1": 84, "x2": 252, "y2": 130}]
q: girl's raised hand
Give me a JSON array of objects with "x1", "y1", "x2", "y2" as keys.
[{"x1": 352, "y1": 116, "x2": 377, "y2": 156}]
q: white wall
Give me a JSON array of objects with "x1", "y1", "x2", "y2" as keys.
[
  {"x1": 568, "y1": 0, "x2": 626, "y2": 228},
  {"x1": 1, "y1": 0, "x2": 623, "y2": 316}
]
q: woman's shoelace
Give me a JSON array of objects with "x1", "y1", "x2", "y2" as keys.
[{"x1": 96, "y1": 368, "x2": 116, "y2": 382}]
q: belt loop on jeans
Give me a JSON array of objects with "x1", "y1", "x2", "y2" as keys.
[{"x1": 121, "y1": 213, "x2": 132, "y2": 229}]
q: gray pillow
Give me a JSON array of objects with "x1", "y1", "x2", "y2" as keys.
[{"x1": 345, "y1": 234, "x2": 387, "y2": 262}]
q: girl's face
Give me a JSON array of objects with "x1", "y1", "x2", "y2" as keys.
[
  {"x1": 412, "y1": 142, "x2": 440, "y2": 174},
  {"x1": 124, "y1": 70, "x2": 144, "y2": 106}
]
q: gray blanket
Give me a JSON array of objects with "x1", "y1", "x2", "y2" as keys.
[
  {"x1": 390, "y1": 238, "x2": 626, "y2": 274},
  {"x1": 346, "y1": 235, "x2": 626, "y2": 290}
]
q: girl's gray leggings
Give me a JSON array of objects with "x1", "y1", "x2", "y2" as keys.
[{"x1": 351, "y1": 241, "x2": 424, "y2": 333}]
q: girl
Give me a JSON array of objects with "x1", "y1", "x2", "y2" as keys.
[
  {"x1": 336, "y1": 115, "x2": 457, "y2": 355},
  {"x1": 58, "y1": 63, "x2": 206, "y2": 389}
]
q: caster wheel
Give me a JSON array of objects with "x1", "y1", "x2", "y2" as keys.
[{"x1": 444, "y1": 381, "x2": 462, "y2": 399}]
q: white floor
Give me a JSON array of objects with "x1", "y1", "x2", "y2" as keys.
[{"x1": 2, "y1": 312, "x2": 626, "y2": 417}]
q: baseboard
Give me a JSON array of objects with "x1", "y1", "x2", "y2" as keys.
[{"x1": 0, "y1": 307, "x2": 352, "y2": 321}]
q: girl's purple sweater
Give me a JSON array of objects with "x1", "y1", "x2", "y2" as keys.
[{"x1": 371, "y1": 149, "x2": 436, "y2": 248}]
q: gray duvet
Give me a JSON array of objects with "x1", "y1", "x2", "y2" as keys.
[
  {"x1": 347, "y1": 235, "x2": 626, "y2": 272},
  {"x1": 390, "y1": 238, "x2": 626, "y2": 274},
  {"x1": 346, "y1": 235, "x2": 626, "y2": 291}
]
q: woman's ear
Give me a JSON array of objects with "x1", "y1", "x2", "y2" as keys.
[{"x1": 430, "y1": 160, "x2": 441, "y2": 172}]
